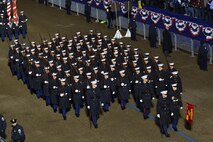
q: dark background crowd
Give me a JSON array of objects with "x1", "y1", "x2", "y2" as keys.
[{"x1": 142, "y1": 0, "x2": 213, "y2": 22}]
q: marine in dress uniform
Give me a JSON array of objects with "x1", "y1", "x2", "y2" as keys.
[
  {"x1": 156, "y1": 91, "x2": 171, "y2": 137},
  {"x1": 0, "y1": 13, "x2": 6, "y2": 41},
  {"x1": 0, "y1": 114, "x2": 6, "y2": 139},
  {"x1": 168, "y1": 83, "x2": 183, "y2": 131},
  {"x1": 11, "y1": 119, "x2": 25, "y2": 142},
  {"x1": 49, "y1": 72, "x2": 59, "y2": 112},
  {"x1": 87, "y1": 80, "x2": 101, "y2": 128},
  {"x1": 19, "y1": 11, "x2": 28, "y2": 39}
]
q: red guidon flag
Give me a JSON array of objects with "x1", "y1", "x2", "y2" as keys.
[
  {"x1": 12, "y1": 0, "x2": 19, "y2": 25},
  {"x1": 185, "y1": 102, "x2": 195, "y2": 124}
]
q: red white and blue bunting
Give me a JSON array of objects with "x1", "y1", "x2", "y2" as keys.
[
  {"x1": 188, "y1": 22, "x2": 202, "y2": 37},
  {"x1": 94, "y1": 0, "x2": 102, "y2": 6},
  {"x1": 203, "y1": 27, "x2": 213, "y2": 41},
  {"x1": 162, "y1": 15, "x2": 174, "y2": 30},
  {"x1": 103, "y1": 0, "x2": 112, "y2": 9},
  {"x1": 150, "y1": 11, "x2": 161, "y2": 24},
  {"x1": 131, "y1": 6, "x2": 138, "y2": 17},
  {"x1": 119, "y1": 2, "x2": 127, "y2": 14},
  {"x1": 175, "y1": 19, "x2": 187, "y2": 33},
  {"x1": 139, "y1": 9, "x2": 149, "y2": 22}
]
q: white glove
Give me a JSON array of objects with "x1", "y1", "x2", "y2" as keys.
[
  {"x1": 121, "y1": 83, "x2": 124, "y2": 86},
  {"x1": 82, "y1": 96, "x2": 85, "y2": 99},
  {"x1": 157, "y1": 114, "x2": 160, "y2": 118},
  {"x1": 75, "y1": 90, "x2": 79, "y2": 93},
  {"x1": 36, "y1": 74, "x2": 39, "y2": 77},
  {"x1": 87, "y1": 85, "x2": 90, "y2": 89},
  {"x1": 10, "y1": 56, "x2": 14, "y2": 59},
  {"x1": 180, "y1": 92, "x2": 183, "y2": 95},
  {"x1": 104, "y1": 85, "x2": 107, "y2": 88},
  {"x1": 101, "y1": 103, "x2": 104, "y2": 106},
  {"x1": 44, "y1": 81, "x2": 48, "y2": 84},
  {"x1": 111, "y1": 78, "x2": 114, "y2": 81},
  {"x1": 140, "y1": 99, "x2": 143, "y2": 102},
  {"x1": 135, "y1": 80, "x2": 139, "y2": 83},
  {"x1": 60, "y1": 93, "x2": 64, "y2": 97},
  {"x1": 87, "y1": 106, "x2": 90, "y2": 109},
  {"x1": 69, "y1": 98, "x2": 71, "y2": 101},
  {"x1": 152, "y1": 97, "x2": 155, "y2": 100},
  {"x1": 171, "y1": 113, "x2": 174, "y2": 116},
  {"x1": 130, "y1": 81, "x2": 132, "y2": 83},
  {"x1": 112, "y1": 91, "x2": 115, "y2": 94},
  {"x1": 28, "y1": 71, "x2": 32, "y2": 75},
  {"x1": 129, "y1": 90, "x2": 131, "y2": 93},
  {"x1": 180, "y1": 107, "x2": 183, "y2": 110},
  {"x1": 155, "y1": 86, "x2": 157, "y2": 88}
]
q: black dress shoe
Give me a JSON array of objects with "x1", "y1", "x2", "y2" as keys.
[
  {"x1": 143, "y1": 115, "x2": 149, "y2": 120},
  {"x1": 63, "y1": 116, "x2": 67, "y2": 120},
  {"x1": 173, "y1": 127, "x2": 178, "y2": 131},
  {"x1": 165, "y1": 134, "x2": 170, "y2": 137},
  {"x1": 75, "y1": 114, "x2": 80, "y2": 117},
  {"x1": 94, "y1": 124, "x2": 98, "y2": 128},
  {"x1": 121, "y1": 106, "x2": 126, "y2": 110}
]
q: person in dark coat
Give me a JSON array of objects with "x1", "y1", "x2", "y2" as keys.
[
  {"x1": 58, "y1": 78, "x2": 70, "y2": 120},
  {"x1": 129, "y1": 16, "x2": 137, "y2": 41},
  {"x1": 87, "y1": 80, "x2": 101, "y2": 128},
  {"x1": 168, "y1": 83, "x2": 183, "y2": 131},
  {"x1": 19, "y1": 11, "x2": 28, "y2": 39},
  {"x1": 106, "y1": 5, "x2": 113, "y2": 29},
  {"x1": 85, "y1": 0, "x2": 92, "y2": 23},
  {"x1": 66, "y1": 0, "x2": 72, "y2": 15},
  {"x1": 0, "y1": 114, "x2": 7, "y2": 139},
  {"x1": 149, "y1": 23, "x2": 157, "y2": 48},
  {"x1": 11, "y1": 119, "x2": 25, "y2": 142},
  {"x1": 156, "y1": 90, "x2": 171, "y2": 137},
  {"x1": 198, "y1": 41, "x2": 208, "y2": 71},
  {"x1": 162, "y1": 28, "x2": 173, "y2": 57},
  {"x1": 132, "y1": 67, "x2": 142, "y2": 107},
  {"x1": 117, "y1": 70, "x2": 130, "y2": 110}
]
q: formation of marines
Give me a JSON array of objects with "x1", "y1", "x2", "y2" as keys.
[{"x1": 8, "y1": 30, "x2": 183, "y2": 137}]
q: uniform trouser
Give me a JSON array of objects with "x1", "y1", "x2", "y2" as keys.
[
  {"x1": 52, "y1": 104, "x2": 58, "y2": 112},
  {"x1": 102, "y1": 102, "x2": 109, "y2": 110},
  {"x1": 36, "y1": 89, "x2": 43, "y2": 98},
  {"x1": 1, "y1": 33, "x2": 5, "y2": 41},
  {"x1": 75, "y1": 104, "x2": 80, "y2": 115},
  {"x1": 0, "y1": 130, "x2": 6, "y2": 139},
  {"x1": 172, "y1": 118, "x2": 178, "y2": 129},
  {"x1": 46, "y1": 96, "x2": 51, "y2": 105},
  {"x1": 21, "y1": 71, "x2": 27, "y2": 84},
  {"x1": 62, "y1": 109, "x2": 66, "y2": 118},
  {"x1": 107, "y1": 18, "x2": 112, "y2": 28},
  {"x1": 21, "y1": 30, "x2": 26, "y2": 38},
  {"x1": 92, "y1": 115, "x2": 97, "y2": 126},
  {"x1": 120, "y1": 100, "x2": 127, "y2": 108},
  {"x1": 14, "y1": 32, "x2": 19, "y2": 39},
  {"x1": 143, "y1": 107, "x2": 150, "y2": 117},
  {"x1": 86, "y1": 13, "x2": 91, "y2": 23},
  {"x1": 162, "y1": 124, "x2": 169, "y2": 135},
  {"x1": 8, "y1": 33, "x2": 12, "y2": 40},
  {"x1": 131, "y1": 30, "x2": 136, "y2": 40}
]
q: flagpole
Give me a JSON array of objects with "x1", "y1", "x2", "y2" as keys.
[{"x1": 113, "y1": 1, "x2": 122, "y2": 39}]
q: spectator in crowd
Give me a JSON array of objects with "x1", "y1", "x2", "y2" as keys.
[{"x1": 162, "y1": 28, "x2": 173, "y2": 57}]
